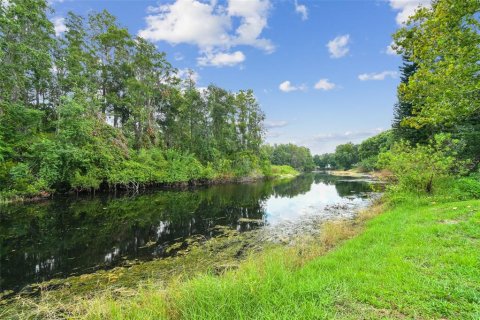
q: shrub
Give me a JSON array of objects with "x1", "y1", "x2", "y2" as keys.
[
  {"x1": 453, "y1": 176, "x2": 480, "y2": 199},
  {"x1": 378, "y1": 134, "x2": 468, "y2": 194},
  {"x1": 270, "y1": 165, "x2": 298, "y2": 177}
]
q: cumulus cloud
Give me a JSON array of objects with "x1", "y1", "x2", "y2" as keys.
[
  {"x1": 279, "y1": 81, "x2": 307, "y2": 93},
  {"x1": 197, "y1": 50, "x2": 245, "y2": 67},
  {"x1": 52, "y1": 17, "x2": 67, "y2": 37},
  {"x1": 314, "y1": 79, "x2": 336, "y2": 91},
  {"x1": 139, "y1": 0, "x2": 230, "y2": 48},
  {"x1": 294, "y1": 0, "x2": 308, "y2": 21},
  {"x1": 358, "y1": 71, "x2": 398, "y2": 81},
  {"x1": 227, "y1": 0, "x2": 273, "y2": 52},
  {"x1": 264, "y1": 120, "x2": 288, "y2": 129},
  {"x1": 139, "y1": 0, "x2": 273, "y2": 67},
  {"x1": 389, "y1": 0, "x2": 431, "y2": 25},
  {"x1": 327, "y1": 34, "x2": 350, "y2": 58}
]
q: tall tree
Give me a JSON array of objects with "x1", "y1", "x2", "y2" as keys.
[{"x1": 0, "y1": 0, "x2": 54, "y2": 106}]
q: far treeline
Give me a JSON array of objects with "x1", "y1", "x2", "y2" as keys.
[
  {"x1": 315, "y1": 0, "x2": 480, "y2": 195},
  {"x1": 0, "y1": 1, "x2": 313, "y2": 200}
]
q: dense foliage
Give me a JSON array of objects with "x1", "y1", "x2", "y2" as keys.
[
  {"x1": 0, "y1": 1, "x2": 276, "y2": 198},
  {"x1": 378, "y1": 134, "x2": 468, "y2": 193},
  {"x1": 263, "y1": 143, "x2": 315, "y2": 172}
]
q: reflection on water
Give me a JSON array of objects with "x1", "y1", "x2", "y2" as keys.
[{"x1": 0, "y1": 173, "x2": 375, "y2": 293}]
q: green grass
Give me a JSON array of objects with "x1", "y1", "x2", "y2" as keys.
[{"x1": 73, "y1": 197, "x2": 480, "y2": 319}]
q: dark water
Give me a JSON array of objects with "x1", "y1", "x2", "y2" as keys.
[{"x1": 0, "y1": 173, "x2": 376, "y2": 293}]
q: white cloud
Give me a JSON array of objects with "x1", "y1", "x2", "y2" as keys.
[
  {"x1": 227, "y1": 0, "x2": 274, "y2": 52},
  {"x1": 314, "y1": 79, "x2": 336, "y2": 91},
  {"x1": 389, "y1": 0, "x2": 431, "y2": 25},
  {"x1": 386, "y1": 41, "x2": 397, "y2": 55},
  {"x1": 266, "y1": 131, "x2": 283, "y2": 138},
  {"x1": 139, "y1": 0, "x2": 230, "y2": 48},
  {"x1": 358, "y1": 71, "x2": 398, "y2": 81},
  {"x1": 264, "y1": 120, "x2": 288, "y2": 129},
  {"x1": 327, "y1": 34, "x2": 350, "y2": 58},
  {"x1": 294, "y1": 0, "x2": 308, "y2": 21},
  {"x1": 197, "y1": 50, "x2": 245, "y2": 67},
  {"x1": 279, "y1": 81, "x2": 307, "y2": 93},
  {"x1": 139, "y1": 0, "x2": 273, "y2": 67},
  {"x1": 52, "y1": 17, "x2": 67, "y2": 37}
]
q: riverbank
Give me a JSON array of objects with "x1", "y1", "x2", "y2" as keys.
[
  {"x1": 4, "y1": 189, "x2": 478, "y2": 319},
  {"x1": 0, "y1": 165, "x2": 300, "y2": 204},
  {"x1": 326, "y1": 168, "x2": 370, "y2": 178},
  {"x1": 0, "y1": 173, "x2": 374, "y2": 317},
  {"x1": 87, "y1": 197, "x2": 480, "y2": 319}
]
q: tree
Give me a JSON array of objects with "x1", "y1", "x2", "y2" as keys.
[
  {"x1": 393, "y1": 0, "x2": 480, "y2": 128},
  {"x1": 269, "y1": 144, "x2": 315, "y2": 172},
  {"x1": 0, "y1": 3, "x2": 270, "y2": 198},
  {"x1": 392, "y1": 56, "x2": 432, "y2": 144},
  {"x1": 0, "y1": 0, "x2": 54, "y2": 106},
  {"x1": 334, "y1": 143, "x2": 358, "y2": 170},
  {"x1": 378, "y1": 134, "x2": 467, "y2": 193}
]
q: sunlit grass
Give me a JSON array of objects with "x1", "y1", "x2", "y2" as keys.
[{"x1": 85, "y1": 198, "x2": 479, "y2": 319}]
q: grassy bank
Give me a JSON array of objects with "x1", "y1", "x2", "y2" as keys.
[
  {"x1": 94, "y1": 198, "x2": 480, "y2": 319},
  {"x1": 5, "y1": 191, "x2": 479, "y2": 319}
]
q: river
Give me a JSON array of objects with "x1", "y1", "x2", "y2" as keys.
[{"x1": 0, "y1": 172, "x2": 379, "y2": 295}]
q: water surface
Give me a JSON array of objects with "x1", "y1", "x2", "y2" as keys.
[{"x1": 0, "y1": 173, "x2": 377, "y2": 293}]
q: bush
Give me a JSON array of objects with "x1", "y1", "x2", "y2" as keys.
[
  {"x1": 378, "y1": 134, "x2": 467, "y2": 194},
  {"x1": 270, "y1": 165, "x2": 298, "y2": 177},
  {"x1": 356, "y1": 156, "x2": 378, "y2": 172},
  {"x1": 453, "y1": 176, "x2": 480, "y2": 199}
]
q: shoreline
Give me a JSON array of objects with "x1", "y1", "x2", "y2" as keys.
[
  {"x1": 0, "y1": 169, "x2": 301, "y2": 205},
  {"x1": 1, "y1": 188, "x2": 381, "y2": 312}
]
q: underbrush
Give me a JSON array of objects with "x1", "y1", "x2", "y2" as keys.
[
  {"x1": 383, "y1": 175, "x2": 480, "y2": 205},
  {"x1": 268, "y1": 165, "x2": 299, "y2": 178}
]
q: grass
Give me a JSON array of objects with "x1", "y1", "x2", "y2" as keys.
[
  {"x1": 3, "y1": 195, "x2": 479, "y2": 319},
  {"x1": 82, "y1": 197, "x2": 479, "y2": 319}
]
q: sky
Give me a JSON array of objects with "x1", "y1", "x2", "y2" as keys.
[{"x1": 49, "y1": 0, "x2": 430, "y2": 154}]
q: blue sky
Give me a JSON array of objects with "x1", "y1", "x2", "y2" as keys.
[{"x1": 49, "y1": 0, "x2": 430, "y2": 154}]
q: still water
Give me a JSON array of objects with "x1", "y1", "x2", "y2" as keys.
[{"x1": 0, "y1": 173, "x2": 377, "y2": 293}]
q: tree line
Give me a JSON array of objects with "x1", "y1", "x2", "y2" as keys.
[
  {"x1": 315, "y1": 0, "x2": 480, "y2": 194},
  {"x1": 0, "y1": 1, "x2": 269, "y2": 198},
  {"x1": 263, "y1": 143, "x2": 315, "y2": 172}
]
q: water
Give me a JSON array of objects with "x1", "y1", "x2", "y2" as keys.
[{"x1": 0, "y1": 173, "x2": 378, "y2": 293}]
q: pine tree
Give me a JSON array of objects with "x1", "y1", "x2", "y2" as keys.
[{"x1": 392, "y1": 56, "x2": 432, "y2": 144}]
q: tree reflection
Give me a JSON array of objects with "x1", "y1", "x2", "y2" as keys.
[{"x1": 0, "y1": 173, "x2": 374, "y2": 292}]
